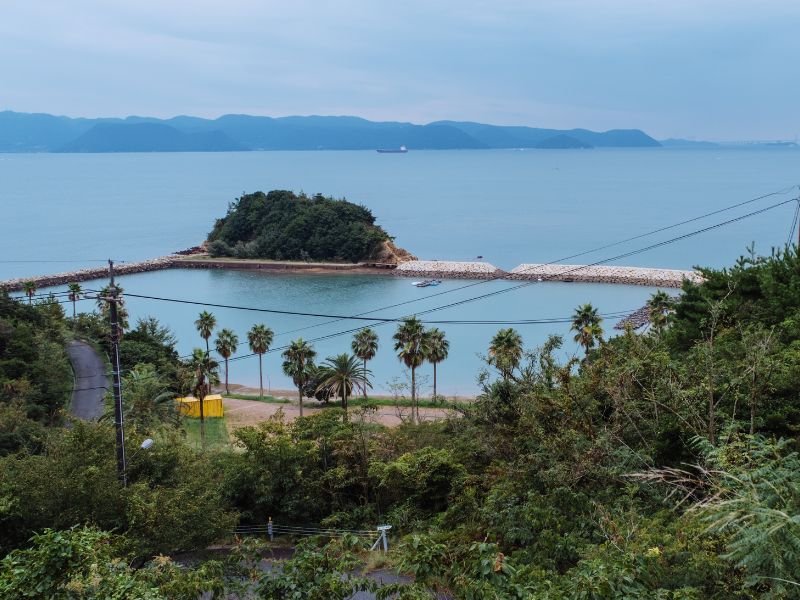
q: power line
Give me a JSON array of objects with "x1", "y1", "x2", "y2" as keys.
[
  {"x1": 787, "y1": 199, "x2": 800, "y2": 246},
  {"x1": 223, "y1": 194, "x2": 799, "y2": 363},
  {"x1": 238, "y1": 184, "x2": 800, "y2": 339}
]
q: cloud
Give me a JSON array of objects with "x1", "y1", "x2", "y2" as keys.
[{"x1": 0, "y1": 0, "x2": 797, "y2": 139}]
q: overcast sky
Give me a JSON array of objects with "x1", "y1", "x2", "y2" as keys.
[{"x1": 1, "y1": 0, "x2": 797, "y2": 140}]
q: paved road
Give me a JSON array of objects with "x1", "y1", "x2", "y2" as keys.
[{"x1": 66, "y1": 340, "x2": 108, "y2": 420}]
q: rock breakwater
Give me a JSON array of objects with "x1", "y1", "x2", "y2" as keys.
[
  {"x1": 394, "y1": 261, "x2": 505, "y2": 280},
  {"x1": 508, "y1": 264, "x2": 702, "y2": 288},
  {"x1": 0, "y1": 256, "x2": 180, "y2": 292}
]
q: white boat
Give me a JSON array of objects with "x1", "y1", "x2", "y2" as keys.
[{"x1": 412, "y1": 279, "x2": 442, "y2": 288}]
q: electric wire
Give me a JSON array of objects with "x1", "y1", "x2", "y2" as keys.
[
  {"x1": 223, "y1": 194, "x2": 800, "y2": 363},
  {"x1": 219, "y1": 184, "x2": 800, "y2": 339},
  {"x1": 787, "y1": 199, "x2": 800, "y2": 246}
]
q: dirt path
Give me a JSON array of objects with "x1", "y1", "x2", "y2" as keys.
[{"x1": 223, "y1": 397, "x2": 456, "y2": 434}]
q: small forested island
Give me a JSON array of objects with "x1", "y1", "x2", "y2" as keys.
[{"x1": 207, "y1": 190, "x2": 394, "y2": 263}]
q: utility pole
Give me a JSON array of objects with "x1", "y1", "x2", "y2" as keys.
[{"x1": 107, "y1": 259, "x2": 127, "y2": 485}]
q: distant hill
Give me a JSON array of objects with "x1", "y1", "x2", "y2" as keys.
[
  {"x1": 57, "y1": 122, "x2": 245, "y2": 152},
  {"x1": 432, "y1": 121, "x2": 660, "y2": 148},
  {"x1": 535, "y1": 134, "x2": 593, "y2": 149},
  {"x1": 0, "y1": 110, "x2": 661, "y2": 152}
]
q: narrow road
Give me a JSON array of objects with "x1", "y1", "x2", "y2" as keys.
[{"x1": 66, "y1": 340, "x2": 108, "y2": 420}]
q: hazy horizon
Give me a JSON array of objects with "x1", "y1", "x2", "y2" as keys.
[{"x1": 2, "y1": 1, "x2": 799, "y2": 141}]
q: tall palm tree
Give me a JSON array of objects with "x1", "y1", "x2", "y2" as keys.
[
  {"x1": 248, "y1": 324, "x2": 274, "y2": 399},
  {"x1": 647, "y1": 290, "x2": 675, "y2": 334},
  {"x1": 96, "y1": 285, "x2": 129, "y2": 332},
  {"x1": 282, "y1": 338, "x2": 316, "y2": 417},
  {"x1": 393, "y1": 316, "x2": 428, "y2": 424},
  {"x1": 351, "y1": 328, "x2": 379, "y2": 401},
  {"x1": 214, "y1": 328, "x2": 239, "y2": 394},
  {"x1": 571, "y1": 303, "x2": 603, "y2": 356},
  {"x1": 489, "y1": 328, "x2": 523, "y2": 380},
  {"x1": 22, "y1": 281, "x2": 37, "y2": 305},
  {"x1": 67, "y1": 282, "x2": 82, "y2": 318},
  {"x1": 316, "y1": 353, "x2": 372, "y2": 422},
  {"x1": 187, "y1": 348, "x2": 220, "y2": 446},
  {"x1": 425, "y1": 328, "x2": 449, "y2": 400},
  {"x1": 195, "y1": 311, "x2": 216, "y2": 356}
]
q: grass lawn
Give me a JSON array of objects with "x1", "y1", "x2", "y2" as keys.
[{"x1": 183, "y1": 417, "x2": 229, "y2": 449}]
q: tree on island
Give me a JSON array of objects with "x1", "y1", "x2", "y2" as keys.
[
  {"x1": 214, "y1": 329, "x2": 238, "y2": 394},
  {"x1": 282, "y1": 339, "x2": 316, "y2": 417},
  {"x1": 351, "y1": 328, "x2": 379, "y2": 401},
  {"x1": 195, "y1": 311, "x2": 216, "y2": 356},
  {"x1": 207, "y1": 190, "x2": 390, "y2": 263},
  {"x1": 393, "y1": 316, "x2": 428, "y2": 423},
  {"x1": 247, "y1": 324, "x2": 274, "y2": 400},
  {"x1": 425, "y1": 328, "x2": 449, "y2": 400},
  {"x1": 316, "y1": 354, "x2": 372, "y2": 422}
]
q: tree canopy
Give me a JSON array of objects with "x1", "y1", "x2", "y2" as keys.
[{"x1": 207, "y1": 190, "x2": 390, "y2": 263}]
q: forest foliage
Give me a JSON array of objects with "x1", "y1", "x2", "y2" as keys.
[
  {"x1": 206, "y1": 190, "x2": 390, "y2": 262},
  {"x1": 3, "y1": 246, "x2": 800, "y2": 597}
]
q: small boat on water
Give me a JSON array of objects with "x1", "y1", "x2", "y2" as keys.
[
  {"x1": 412, "y1": 279, "x2": 441, "y2": 288},
  {"x1": 377, "y1": 145, "x2": 408, "y2": 153}
]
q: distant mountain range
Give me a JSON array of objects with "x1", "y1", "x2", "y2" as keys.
[{"x1": 0, "y1": 110, "x2": 664, "y2": 152}]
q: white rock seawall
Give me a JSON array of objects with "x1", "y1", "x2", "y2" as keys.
[
  {"x1": 508, "y1": 264, "x2": 703, "y2": 288},
  {"x1": 395, "y1": 261, "x2": 505, "y2": 280}
]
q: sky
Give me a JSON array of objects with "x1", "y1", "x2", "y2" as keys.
[{"x1": 1, "y1": 0, "x2": 798, "y2": 141}]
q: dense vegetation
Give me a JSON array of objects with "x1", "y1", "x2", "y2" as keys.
[
  {"x1": 207, "y1": 190, "x2": 390, "y2": 262},
  {"x1": 0, "y1": 294, "x2": 71, "y2": 448},
  {"x1": 3, "y1": 246, "x2": 800, "y2": 598}
]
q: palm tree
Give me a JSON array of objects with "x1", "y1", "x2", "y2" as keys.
[
  {"x1": 195, "y1": 311, "x2": 216, "y2": 356},
  {"x1": 647, "y1": 290, "x2": 675, "y2": 334},
  {"x1": 425, "y1": 328, "x2": 449, "y2": 400},
  {"x1": 96, "y1": 285, "x2": 129, "y2": 332},
  {"x1": 248, "y1": 324, "x2": 274, "y2": 399},
  {"x1": 214, "y1": 328, "x2": 239, "y2": 394},
  {"x1": 67, "y1": 282, "x2": 82, "y2": 318},
  {"x1": 22, "y1": 281, "x2": 37, "y2": 304},
  {"x1": 489, "y1": 328, "x2": 523, "y2": 380},
  {"x1": 316, "y1": 353, "x2": 372, "y2": 422},
  {"x1": 282, "y1": 338, "x2": 316, "y2": 417},
  {"x1": 187, "y1": 348, "x2": 220, "y2": 446},
  {"x1": 351, "y1": 328, "x2": 379, "y2": 401},
  {"x1": 109, "y1": 363, "x2": 178, "y2": 432},
  {"x1": 393, "y1": 316, "x2": 428, "y2": 424},
  {"x1": 571, "y1": 303, "x2": 603, "y2": 356}
]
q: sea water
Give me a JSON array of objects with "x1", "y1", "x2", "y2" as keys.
[{"x1": 2, "y1": 148, "x2": 798, "y2": 393}]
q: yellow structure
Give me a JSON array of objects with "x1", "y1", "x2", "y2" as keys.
[{"x1": 176, "y1": 394, "x2": 224, "y2": 418}]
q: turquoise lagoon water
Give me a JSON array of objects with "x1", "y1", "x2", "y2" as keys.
[{"x1": 2, "y1": 148, "x2": 798, "y2": 392}]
